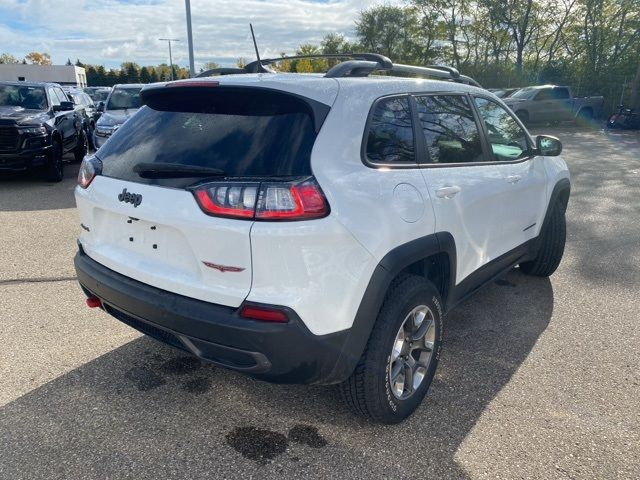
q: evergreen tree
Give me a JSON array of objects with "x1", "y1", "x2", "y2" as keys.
[{"x1": 139, "y1": 66, "x2": 151, "y2": 83}]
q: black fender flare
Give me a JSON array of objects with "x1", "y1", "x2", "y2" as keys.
[
  {"x1": 325, "y1": 232, "x2": 457, "y2": 383},
  {"x1": 541, "y1": 178, "x2": 570, "y2": 228}
]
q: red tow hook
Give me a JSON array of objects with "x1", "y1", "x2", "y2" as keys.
[{"x1": 86, "y1": 296, "x2": 103, "y2": 308}]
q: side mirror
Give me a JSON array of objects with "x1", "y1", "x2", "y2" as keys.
[
  {"x1": 53, "y1": 101, "x2": 74, "y2": 112},
  {"x1": 97, "y1": 102, "x2": 105, "y2": 112},
  {"x1": 536, "y1": 135, "x2": 562, "y2": 156}
]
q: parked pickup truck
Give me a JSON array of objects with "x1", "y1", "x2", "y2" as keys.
[{"x1": 502, "y1": 85, "x2": 603, "y2": 124}]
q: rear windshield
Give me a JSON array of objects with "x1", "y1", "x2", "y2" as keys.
[
  {"x1": 106, "y1": 87, "x2": 142, "y2": 110},
  {"x1": 98, "y1": 88, "x2": 324, "y2": 188},
  {"x1": 86, "y1": 89, "x2": 109, "y2": 103}
]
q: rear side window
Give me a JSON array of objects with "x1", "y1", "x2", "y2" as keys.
[
  {"x1": 98, "y1": 88, "x2": 324, "y2": 188},
  {"x1": 366, "y1": 96, "x2": 415, "y2": 164},
  {"x1": 415, "y1": 95, "x2": 484, "y2": 164},
  {"x1": 552, "y1": 88, "x2": 570, "y2": 100}
]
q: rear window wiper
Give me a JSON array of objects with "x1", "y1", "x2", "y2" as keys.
[{"x1": 133, "y1": 162, "x2": 225, "y2": 179}]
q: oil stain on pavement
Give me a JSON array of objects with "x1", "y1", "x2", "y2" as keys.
[
  {"x1": 181, "y1": 376, "x2": 212, "y2": 394},
  {"x1": 226, "y1": 426, "x2": 289, "y2": 464},
  {"x1": 226, "y1": 424, "x2": 328, "y2": 464},
  {"x1": 159, "y1": 356, "x2": 202, "y2": 375},
  {"x1": 288, "y1": 424, "x2": 327, "y2": 448},
  {"x1": 125, "y1": 366, "x2": 166, "y2": 391}
]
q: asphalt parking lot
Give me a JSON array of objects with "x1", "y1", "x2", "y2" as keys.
[{"x1": 0, "y1": 126, "x2": 638, "y2": 479}]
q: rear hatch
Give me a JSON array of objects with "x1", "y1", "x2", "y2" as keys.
[{"x1": 75, "y1": 80, "x2": 335, "y2": 307}]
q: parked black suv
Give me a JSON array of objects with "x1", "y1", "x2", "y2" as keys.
[
  {"x1": 0, "y1": 81, "x2": 88, "y2": 182},
  {"x1": 63, "y1": 87, "x2": 98, "y2": 149}
]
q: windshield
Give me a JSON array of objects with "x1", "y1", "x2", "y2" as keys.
[
  {"x1": 0, "y1": 85, "x2": 48, "y2": 110},
  {"x1": 509, "y1": 88, "x2": 536, "y2": 100},
  {"x1": 98, "y1": 88, "x2": 325, "y2": 188},
  {"x1": 106, "y1": 87, "x2": 142, "y2": 110},
  {"x1": 87, "y1": 90, "x2": 110, "y2": 103}
]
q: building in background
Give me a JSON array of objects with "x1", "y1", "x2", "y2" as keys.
[{"x1": 0, "y1": 65, "x2": 87, "y2": 87}]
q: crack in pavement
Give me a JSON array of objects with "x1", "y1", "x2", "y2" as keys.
[{"x1": 0, "y1": 276, "x2": 77, "y2": 286}]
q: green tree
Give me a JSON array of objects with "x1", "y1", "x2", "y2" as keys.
[
  {"x1": 148, "y1": 67, "x2": 159, "y2": 83},
  {"x1": 122, "y1": 62, "x2": 140, "y2": 83},
  {"x1": 139, "y1": 66, "x2": 151, "y2": 83},
  {"x1": 355, "y1": 6, "x2": 421, "y2": 64},
  {"x1": 294, "y1": 44, "x2": 328, "y2": 72}
]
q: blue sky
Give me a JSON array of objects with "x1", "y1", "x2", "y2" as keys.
[{"x1": 0, "y1": 0, "x2": 391, "y2": 69}]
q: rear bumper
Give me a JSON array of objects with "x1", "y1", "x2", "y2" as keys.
[{"x1": 74, "y1": 247, "x2": 354, "y2": 384}]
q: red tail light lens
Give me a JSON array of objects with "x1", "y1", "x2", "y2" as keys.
[
  {"x1": 239, "y1": 305, "x2": 288, "y2": 323},
  {"x1": 78, "y1": 155, "x2": 102, "y2": 189},
  {"x1": 193, "y1": 178, "x2": 329, "y2": 221}
]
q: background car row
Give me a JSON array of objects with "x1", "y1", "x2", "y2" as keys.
[{"x1": 0, "y1": 82, "x2": 148, "y2": 182}]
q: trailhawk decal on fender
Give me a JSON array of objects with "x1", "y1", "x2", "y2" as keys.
[{"x1": 118, "y1": 188, "x2": 142, "y2": 207}]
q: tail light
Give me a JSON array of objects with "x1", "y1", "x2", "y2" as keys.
[
  {"x1": 193, "y1": 177, "x2": 329, "y2": 221},
  {"x1": 78, "y1": 155, "x2": 102, "y2": 189},
  {"x1": 608, "y1": 114, "x2": 619, "y2": 123}
]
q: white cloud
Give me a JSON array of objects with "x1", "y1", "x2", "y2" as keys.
[{"x1": 0, "y1": 0, "x2": 396, "y2": 69}]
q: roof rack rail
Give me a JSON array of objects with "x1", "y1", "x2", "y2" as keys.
[
  {"x1": 389, "y1": 64, "x2": 481, "y2": 87},
  {"x1": 243, "y1": 53, "x2": 393, "y2": 74},
  {"x1": 196, "y1": 52, "x2": 481, "y2": 87},
  {"x1": 196, "y1": 67, "x2": 246, "y2": 77}
]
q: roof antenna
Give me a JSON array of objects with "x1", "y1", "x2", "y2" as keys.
[{"x1": 249, "y1": 24, "x2": 271, "y2": 73}]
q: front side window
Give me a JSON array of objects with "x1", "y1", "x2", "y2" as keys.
[
  {"x1": 48, "y1": 88, "x2": 61, "y2": 106},
  {"x1": 535, "y1": 89, "x2": 553, "y2": 101},
  {"x1": 552, "y1": 88, "x2": 570, "y2": 100},
  {"x1": 415, "y1": 95, "x2": 484, "y2": 164},
  {"x1": 54, "y1": 88, "x2": 68, "y2": 103},
  {"x1": 366, "y1": 96, "x2": 415, "y2": 164},
  {"x1": 474, "y1": 97, "x2": 530, "y2": 161}
]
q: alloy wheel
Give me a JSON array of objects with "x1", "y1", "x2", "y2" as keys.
[{"x1": 388, "y1": 305, "x2": 436, "y2": 400}]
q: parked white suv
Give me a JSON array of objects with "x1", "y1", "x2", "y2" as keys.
[{"x1": 74, "y1": 55, "x2": 570, "y2": 424}]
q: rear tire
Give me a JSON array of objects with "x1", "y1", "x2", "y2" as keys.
[
  {"x1": 340, "y1": 275, "x2": 443, "y2": 424},
  {"x1": 74, "y1": 129, "x2": 88, "y2": 163},
  {"x1": 520, "y1": 201, "x2": 566, "y2": 277},
  {"x1": 44, "y1": 139, "x2": 64, "y2": 182},
  {"x1": 87, "y1": 123, "x2": 96, "y2": 150}
]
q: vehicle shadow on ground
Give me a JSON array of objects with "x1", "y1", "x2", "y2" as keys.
[
  {"x1": 0, "y1": 269, "x2": 553, "y2": 479},
  {"x1": 0, "y1": 158, "x2": 80, "y2": 212}
]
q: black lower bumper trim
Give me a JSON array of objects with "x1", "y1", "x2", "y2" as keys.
[{"x1": 74, "y1": 249, "x2": 353, "y2": 384}]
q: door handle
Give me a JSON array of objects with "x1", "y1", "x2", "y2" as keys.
[
  {"x1": 506, "y1": 175, "x2": 522, "y2": 184},
  {"x1": 435, "y1": 186, "x2": 461, "y2": 199}
]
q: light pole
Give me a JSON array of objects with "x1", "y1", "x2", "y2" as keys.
[
  {"x1": 159, "y1": 38, "x2": 180, "y2": 80},
  {"x1": 185, "y1": 0, "x2": 195, "y2": 77}
]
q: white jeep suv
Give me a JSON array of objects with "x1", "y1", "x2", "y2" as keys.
[{"x1": 74, "y1": 55, "x2": 570, "y2": 424}]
